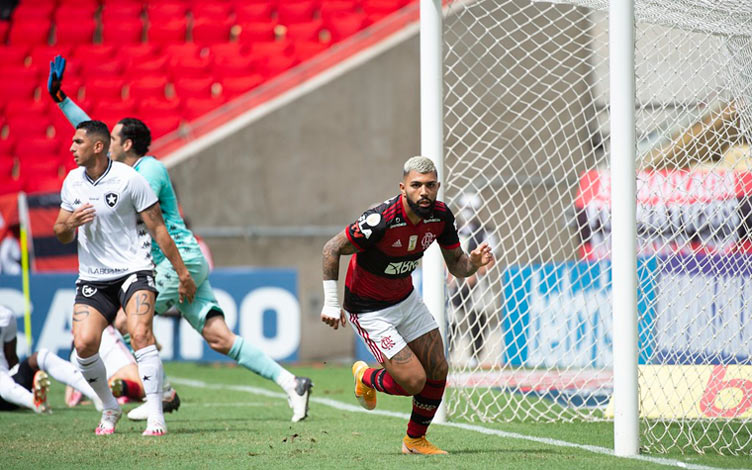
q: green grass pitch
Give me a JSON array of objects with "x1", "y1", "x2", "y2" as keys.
[{"x1": 0, "y1": 362, "x2": 748, "y2": 470}]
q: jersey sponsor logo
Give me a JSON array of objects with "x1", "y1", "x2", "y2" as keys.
[
  {"x1": 421, "y1": 232, "x2": 436, "y2": 250},
  {"x1": 424, "y1": 218, "x2": 441, "y2": 223},
  {"x1": 81, "y1": 285, "x2": 97, "y2": 297},
  {"x1": 408, "y1": 235, "x2": 418, "y2": 251},
  {"x1": 88, "y1": 267, "x2": 128, "y2": 275},
  {"x1": 384, "y1": 259, "x2": 420, "y2": 275},
  {"x1": 389, "y1": 222, "x2": 407, "y2": 229},
  {"x1": 380, "y1": 336, "x2": 396, "y2": 350},
  {"x1": 105, "y1": 192, "x2": 119, "y2": 208},
  {"x1": 365, "y1": 213, "x2": 381, "y2": 226},
  {"x1": 391, "y1": 239, "x2": 402, "y2": 247}
]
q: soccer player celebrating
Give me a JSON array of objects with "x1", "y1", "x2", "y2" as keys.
[
  {"x1": 48, "y1": 56, "x2": 313, "y2": 422},
  {"x1": 320, "y1": 156, "x2": 493, "y2": 455},
  {"x1": 53, "y1": 120, "x2": 197, "y2": 436}
]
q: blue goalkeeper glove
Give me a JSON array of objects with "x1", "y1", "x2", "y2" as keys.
[{"x1": 48, "y1": 55, "x2": 67, "y2": 103}]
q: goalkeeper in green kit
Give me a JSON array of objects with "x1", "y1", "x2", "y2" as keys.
[{"x1": 48, "y1": 55, "x2": 313, "y2": 422}]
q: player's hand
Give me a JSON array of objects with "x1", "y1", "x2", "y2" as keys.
[
  {"x1": 178, "y1": 273, "x2": 197, "y2": 303},
  {"x1": 48, "y1": 55, "x2": 67, "y2": 103},
  {"x1": 68, "y1": 203, "x2": 95, "y2": 229},
  {"x1": 469, "y1": 241, "x2": 494, "y2": 268},
  {"x1": 321, "y1": 306, "x2": 346, "y2": 330}
]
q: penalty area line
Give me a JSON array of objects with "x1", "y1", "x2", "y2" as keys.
[{"x1": 171, "y1": 377, "x2": 739, "y2": 470}]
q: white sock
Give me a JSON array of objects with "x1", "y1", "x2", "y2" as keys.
[
  {"x1": 37, "y1": 348, "x2": 98, "y2": 403},
  {"x1": 134, "y1": 345, "x2": 164, "y2": 421},
  {"x1": 275, "y1": 369, "x2": 297, "y2": 393},
  {"x1": 0, "y1": 372, "x2": 34, "y2": 410},
  {"x1": 76, "y1": 352, "x2": 118, "y2": 410}
]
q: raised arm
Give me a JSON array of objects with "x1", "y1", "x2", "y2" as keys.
[
  {"x1": 321, "y1": 231, "x2": 358, "y2": 329},
  {"x1": 139, "y1": 203, "x2": 196, "y2": 303},
  {"x1": 48, "y1": 55, "x2": 91, "y2": 126},
  {"x1": 53, "y1": 204, "x2": 95, "y2": 244},
  {"x1": 440, "y1": 241, "x2": 494, "y2": 278}
]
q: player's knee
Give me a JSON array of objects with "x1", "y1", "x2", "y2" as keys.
[
  {"x1": 402, "y1": 372, "x2": 427, "y2": 395},
  {"x1": 207, "y1": 334, "x2": 233, "y2": 354},
  {"x1": 73, "y1": 336, "x2": 99, "y2": 357}
]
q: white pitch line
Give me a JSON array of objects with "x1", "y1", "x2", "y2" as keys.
[{"x1": 171, "y1": 377, "x2": 743, "y2": 470}]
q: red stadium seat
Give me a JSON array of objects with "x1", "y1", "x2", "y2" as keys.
[
  {"x1": 277, "y1": 0, "x2": 317, "y2": 24},
  {"x1": 181, "y1": 96, "x2": 226, "y2": 121},
  {"x1": 249, "y1": 39, "x2": 292, "y2": 57},
  {"x1": 12, "y1": 4, "x2": 55, "y2": 20},
  {"x1": 362, "y1": 0, "x2": 407, "y2": 17},
  {"x1": 0, "y1": 65, "x2": 42, "y2": 85},
  {"x1": 0, "y1": 159, "x2": 23, "y2": 196},
  {"x1": 283, "y1": 20, "x2": 324, "y2": 42},
  {"x1": 147, "y1": 18, "x2": 188, "y2": 44},
  {"x1": 162, "y1": 42, "x2": 203, "y2": 60},
  {"x1": 293, "y1": 40, "x2": 329, "y2": 61},
  {"x1": 8, "y1": 19, "x2": 51, "y2": 45},
  {"x1": 0, "y1": 81, "x2": 40, "y2": 102},
  {"x1": 147, "y1": 2, "x2": 190, "y2": 22},
  {"x1": 92, "y1": 100, "x2": 137, "y2": 120},
  {"x1": 144, "y1": 115, "x2": 181, "y2": 139},
  {"x1": 191, "y1": 18, "x2": 233, "y2": 45},
  {"x1": 234, "y1": 3, "x2": 275, "y2": 23},
  {"x1": 73, "y1": 44, "x2": 116, "y2": 63},
  {"x1": 54, "y1": 4, "x2": 99, "y2": 23},
  {"x1": 16, "y1": 138, "x2": 62, "y2": 171},
  {"x1": 191, "y1": 3, "x2": 234, "y2": 21},
  {"x1": 172, "y1": 77, "x2": 217, "y2": 99},
  {"x1": 237, "y1": 21, "x2": 279, "y2": 43},
  {"x1": 119, "y1": 44, "x2": 159, "y2": 65},
  {"x1": 101, "y1": 1, "x2": 143, "y2": 22},
  {"x1": 0, "y1": 138, "x2": 15, "y2": 156},
  {"x1": 325, "y1": 13, "x2": 368, "y2": 42},
  {"x1": 127, "y1": 56, "x2": 169, "y2": 75},
  {"x1": 101, "y1": 18, "x2": 144, "y2": 45},
  {"x1": 213, "y1": 55, "x2": 256, "y2": 79},
  {"x1": 83, "y1": 79, "x2": 126, "y2": 101},
  {"x1": 319, "y1": 0, "x2": 359, "y2": 20},
  {"x1": 0, "y1": 21, "x2": 9, "y2": 44},
  {"x1": 83, "y1": 58, "x2": 126, "y2": 77},
  {"x1": 4, "y1": 117, "x2": 54, "y2": 139},
  {"x1": 28, "y1": 45, "x2": 73, "y2": 68},
  {"x1": 0, "y1": 45, "x2": 30, "y2": 66},
  {"x1": 260, "y1": 53, "x2": 298, "y2": 78},
  {"x1": 127, "y1": 76, "x2": 169, "y2": 101},
  {"x1": 138, "y1": 98, "x2": 181, "y2": 116},
  {"x1": 220, "y1": 74, "x2": 264, "y2": 98},
  {"x1": 207, "y1": 42, "x2": 249, "y2": 63},
  {"x1": 54, "y1": 19, "x2": 96, "y2": 45},
  {"x1": 169, "y1": 55, "x2": 213, "y2": 80},
  {"x1": 4, "y1": 99, "x2": 49, "y2": 119}
]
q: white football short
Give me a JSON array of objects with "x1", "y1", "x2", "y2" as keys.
[{"x1": 347, "y1": 289, "x2": 438, "y2": 363}]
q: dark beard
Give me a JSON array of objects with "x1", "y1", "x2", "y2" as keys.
[{"x1": 406, "y1": 196, "x2": 435, "y2": 219}]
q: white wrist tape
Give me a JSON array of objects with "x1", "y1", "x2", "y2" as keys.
[{"x1": 321, "y1": 280, "x2": 341, "y2": 319}]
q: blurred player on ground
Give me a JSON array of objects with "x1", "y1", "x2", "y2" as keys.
[
  {"x1": 0, "y1": 305, "x2": 102, "y2": 413},
  {"x1": 53, "y1": 120, "x2": 197, "y2": 436},
  {"x1": 49, "y1": 56, "x2": 313, "y2": 422},
  {"x1": 321, "y1": 156, "x2": 494, "y2": 454}
]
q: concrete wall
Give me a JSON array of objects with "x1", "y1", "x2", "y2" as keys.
[{"x1": 169, "y1": 35, "x2": 423, "y2": 361}]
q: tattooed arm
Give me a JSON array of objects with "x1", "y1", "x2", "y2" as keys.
[
  {"x1": 321, "y1": 231, "x2": 358, "y2": 329},
  {"x1": 139, "y1": 202, "x2": 196, "y2": 303},
  {"x1": 440, "y1": 242, "x2": 494, "y2": 278}
]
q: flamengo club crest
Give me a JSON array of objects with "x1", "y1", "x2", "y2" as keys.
[
  {"x1": 381, "y1": 336, "x2": 395, "y2": 350},
  {"x1": 421, "y1": 232, "x2": 435, "y2": 250},
  {"x1": 105, "y1": 192, "x2": 119, "y2": 208}
]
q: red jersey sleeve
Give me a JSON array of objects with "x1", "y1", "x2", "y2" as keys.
[{"x1": 345, "y1": 206, "x2": 388, "y2": 251}]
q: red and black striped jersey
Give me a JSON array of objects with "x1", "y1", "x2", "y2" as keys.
[{"x1": 343, "y1": 194, "x2": 461, "y2": 313}]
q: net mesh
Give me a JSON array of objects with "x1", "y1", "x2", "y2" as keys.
[{"x1": 442, "y1": 0, "x2": 752, "y2": 454}]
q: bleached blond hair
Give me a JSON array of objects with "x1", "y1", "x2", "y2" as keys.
[{"x1": 402, "y1": 156, "x2": 437, "y2": 177}]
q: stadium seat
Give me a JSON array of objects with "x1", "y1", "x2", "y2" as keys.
[
  {"x1": 0, "y1": 81, "x2": 40, "y2": 102},
  {"x1": 277, "y1": 0, "x2": 317, "y2": 24},
  {"x1": 162, "y1": 42, "x2": 203, "y2": 60},
  {"x1": 0, "y1": 45, "x2": 29, "y2": 66},
  {"x1": 0, "y1": 160, "x2": 23, "y2": 196},
  {"x1": 54, "y1": 19, "x2": 96, "y2": 45},
  {"x1": 325, "y1": 13, "x2": 368, "y2": 42},
  {"x1": 169, "y1": 55, "x2": 213, "y2": 80},
  {"x1": 181, "y1": 96, "x2": 226, "y2": 121},
  {"x1": 144, "y1": 115, "x2": 181, "y2": 139},
  {"x1": 293, "y1": 39, "x2": 329, "y2": 60},
  {"x1": 234, "y1": 3, "x2": 275, "y2": 23},
  {"x1": 147, "y1": 18, "x2": 188, "y2": 44},
  {"x1": 101, "y1": 18, "x2": 145, "y2": 45},
  {"x1": 119, "y1": 43, "x2": 159, "y2": 64},
  {"x1": 207, "y1": 42, "x2": 249, "y2": 63},
  {"x1": 92, "y1": 100, "x2": 137, "y2": 119},
  {"x1": 3, "y1": 99, "x2": 48, "y2": 119},
  {"x1": 28, "y1": 45, "x2": 73, "y2": 68},
  {"x1": 83, "y1": 78, "x2": 126, "y2": 101},
  {"x1": 73, "y1": 44, "x2": 116, "y2": 63},
  {"x1": 147, "y1": 2, "x2": 190, "y2": 22},
  {"x1": 249, "y1": 39, "x2": 292, "y2": 57},
  {"x1": 220, "y1": 74, "x2": 264, "y2": 98},
  {"x1": 54, "y1": 4, "x2": 99, "y2": 23},
  {"x1": 260, "y1": 54, "x2": 298, "y2": 78},
  {"x1": 83, "y1": 58, "x2": 126, "y2": 77},
  {"x1": 191, "y1": 18, "x2": 233, "y2": 45},
  {"x1": 138, "y1": 97, "x2": 181, "y2": 116},
  {"x1": 16, "y1": 138, "x2": 62, "y2": 172},
  {"x1": 8, "y1": 19, "x2": 51, "y2": 45},
  {"x1": 283, "y1": 20, "x2": 324, "y2": 42},
  {"x1": 101, "y1": 1, "x2": 143, "y2": 22},
  {"x1": 127, "y1": 55, "x2": 169, "y2": 75},
  {"x1": 127, "y1": 76, "x2": 169, "y2": 101},
  {"x1": 319, "y1": 0, "x2": 359, "y2": 19},
  {"x1": 361, "y1": 0, "x2": 407, "y2": 17},
  {"x1": 0, "y1": 21, "x2": 9, "y2": 44},
  {"x1": 0, "y1": 65, "x2": 42, "y2": 85},
  {"x1": 4, "y1": 117, "x2": 54, "y2": 139},
  {"x1": 0, "y1": 138, "x2": 15, "y2": 157},
  {"x1": 236, "y1": 21, "x2": 279, "y2": 43},
  {"x1": 22, "y1": 172, "x2": 66, "y2": 194},
  {"x1": 212, "y1": 54, "x2": 256, "y2": 79},
  {"x1": 12, "y1": 3, "x2": 55, "y2": 20},
  {"x1": 172, "y1": 77, "x2": 217, "y2": 99},
  {"x1": 191, "y1": 2, "x2": 234, "y2": 21}
]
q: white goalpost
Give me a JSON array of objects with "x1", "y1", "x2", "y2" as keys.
[{"x1": 422, "y1": 0, "x2": 752, "y2": 456}]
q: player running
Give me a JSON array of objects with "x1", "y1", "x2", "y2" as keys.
[
  {"x1": 320, "y1": 156, "x2": 493, "y2": 454},
  {"x1": 48, "y1": 56, "x2": 313, "y2": 422}
]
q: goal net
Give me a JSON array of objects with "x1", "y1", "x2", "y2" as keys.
[{"x1": 441, "y1": 0, "x2": 752, "y2": 455}]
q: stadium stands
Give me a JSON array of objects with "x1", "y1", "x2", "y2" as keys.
[{"x1": 0, "y1": 0, "x2": 418, "y2": 196}]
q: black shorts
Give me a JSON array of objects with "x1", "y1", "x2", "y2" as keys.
[
  {"x1": 0, "y1": 357, "x2": 35, "y2": 411},
  {"x1": 75, "y1": 270, "x2": 157, "y2": 324}
]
